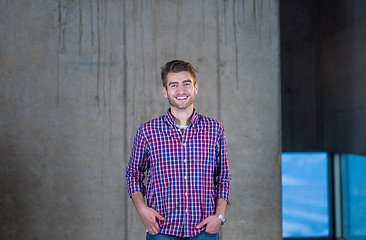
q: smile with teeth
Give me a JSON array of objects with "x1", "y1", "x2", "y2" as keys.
[{"x1": 176, "y1": 96, "x2": 188, "y2": 100}]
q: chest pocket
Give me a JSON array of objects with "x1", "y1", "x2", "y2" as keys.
[{"x1": 189, "y1": 133, "x2": 217, "y2": 168}]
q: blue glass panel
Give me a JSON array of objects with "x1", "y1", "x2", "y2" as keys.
[
  {"x1": 282, "y1": 152, "x2": 329, "y2": 238},
  {"x1": 342, "y1": 154, "x2": 366, "y2": 238}
]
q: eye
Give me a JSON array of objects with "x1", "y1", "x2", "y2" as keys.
[
  {"x1": 169, "y1": 83, "x2": 177, "y2": 88},
  {"x1": 184, "y1": 82, "x2": 191, "y2": 86}
]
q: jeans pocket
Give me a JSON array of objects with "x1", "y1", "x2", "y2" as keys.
[
  {"x1": 203, "y1": 230, "x2": 219, "y2": 238},
  {"x1": 146, "y1": 232, "x2": 161, "y2": 239}
]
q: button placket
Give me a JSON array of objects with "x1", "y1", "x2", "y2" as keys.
[
  {"x1": 182, "y1": 137, "x2": 189, "y2": 230},
  {"x1": 181, "y1": 126, "x2": 194, "y2": 235}
]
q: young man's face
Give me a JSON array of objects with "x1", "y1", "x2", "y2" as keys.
[{"x1": 162, "y1": 71, "x2": 198, "y2": 111}]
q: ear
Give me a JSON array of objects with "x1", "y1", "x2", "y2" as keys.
[
  {"x1": 162, "y1": 86, "x2": 168, "y2": 98},
  {"x1": 194, "y1": 82, "x2": 198, "y2": 94}
]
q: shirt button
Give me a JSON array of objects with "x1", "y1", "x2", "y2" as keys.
[
  {"x1": 184, "y1": 159, "x2": 187, "y2": 163},
  {"x1": 182, "y1": 142, "x2": 186, "y2": 146},
  {"x1": 185, "y1": 192, "x2": 188, "y2": 196},
  {"x1": 185, "y1": 209, "x2": 188, "y2": 213},
  {"x1": 184, "y1": 176, "x2": 187, "y2": 180}
]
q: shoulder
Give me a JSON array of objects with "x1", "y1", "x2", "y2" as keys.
[
  {"x1": 197, "y1": 114, "x2": 225, "y2": 131},
  {"x1": 137, "y1": 115, "x2": 166, "y2": 133}
]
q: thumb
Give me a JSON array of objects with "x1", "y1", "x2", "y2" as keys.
[
  {"x1": 153, "y1": 210, "x2": 165, "y2": 221},
  {"x1": 196, "y1": 218, "x2": 208, "y2": 229}
]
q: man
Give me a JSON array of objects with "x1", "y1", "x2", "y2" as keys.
[{"x1": 126, "y1": 60, "x2": 231, "y2": 239}]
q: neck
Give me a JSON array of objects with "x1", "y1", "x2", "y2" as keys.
[{"x1": 170, "y1": 106, "x2": 194, "y2": 126}]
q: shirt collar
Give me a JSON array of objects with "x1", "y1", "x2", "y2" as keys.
[{"x1": 164, "y1": 108, "x2": 199, "y2": 128}]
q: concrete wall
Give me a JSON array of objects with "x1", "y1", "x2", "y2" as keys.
[
  {"x1": 281, "y1": 0, "x2": 366, "y2": 155},
  {"x1": 320, "y1": 0, "x2": 366, "y2": 155},
  {"x1": 0, "y1": 1, "x2": 281, "y2": 239},
  {"x1": 281, "y1": 0, "x2": 322, "y2": 151}
]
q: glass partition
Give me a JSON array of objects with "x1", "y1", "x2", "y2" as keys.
[
  {"x1": 342, "y1": 153, "x2": 366, "y2": 239},
  {"x1": 282, "y1": 152, "x2": 329, "y2": 238}
]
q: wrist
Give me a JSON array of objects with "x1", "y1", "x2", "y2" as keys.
[
  {"x1": 214, "y1": 213, "x2": 226, "y2": 225},
  {"x1": 136, "y1": 203, "x2": 149, "y2": 213}
]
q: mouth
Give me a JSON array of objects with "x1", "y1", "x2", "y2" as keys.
[{"x1": 175, "y1": 96, "x2": 188, "y2": 100}]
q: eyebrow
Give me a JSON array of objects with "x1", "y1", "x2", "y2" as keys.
[{"x1": 168, "y1": 80, "x2": 192, "y2": 86}]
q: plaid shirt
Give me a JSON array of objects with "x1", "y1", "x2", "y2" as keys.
[{"x1": 126, "y1": 109, "x2": 231, "y2": 237}]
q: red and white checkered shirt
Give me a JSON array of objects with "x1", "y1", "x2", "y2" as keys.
[{"x1": 126, "y1": 109, "x2": 231, "y2": 237}]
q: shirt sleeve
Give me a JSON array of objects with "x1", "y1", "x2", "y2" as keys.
[
  {"x1": 125, "y1": 127, "x2": 149, "y2": 197},
  {"x1": 214, "y1": 127, "x2": 231, "y2": 202}
]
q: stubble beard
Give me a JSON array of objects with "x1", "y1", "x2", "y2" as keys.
[{"x1": 167, "y1": 94, "x2": 195, "y2": 110}]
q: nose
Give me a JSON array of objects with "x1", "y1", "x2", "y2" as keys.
[{"x1": 176, "y1": 84, "x2": 186, "y2": 93}]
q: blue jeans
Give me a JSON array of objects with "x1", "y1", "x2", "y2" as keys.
[{"x1": 146, "y1": 231, "x2": 219, "y2": 240}]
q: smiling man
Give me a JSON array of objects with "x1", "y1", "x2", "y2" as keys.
[{"x1": 126, "y1": 60, "x2": 231, "y2": 240}]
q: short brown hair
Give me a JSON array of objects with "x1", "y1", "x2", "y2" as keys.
[{"x1": 161, "y1": 60, "x2": 196, "y2": 88}]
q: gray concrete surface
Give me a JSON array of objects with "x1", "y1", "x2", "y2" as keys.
[
  {"x1": 281, "y1": 0, "x2": 323, "y2": 151},
  {"x1": 0, "y1": 1, "x2": 281, "y2": 239},
  {"x1": 320, "y1": 0, "x2": 366, "y2": 155},
  {"x1": 281, "y1": 0, "x2": 366, "y2": 156}
]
